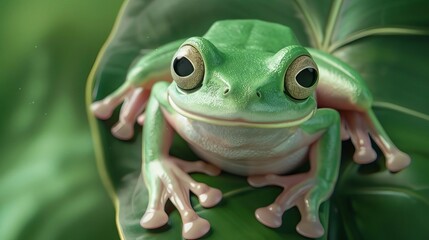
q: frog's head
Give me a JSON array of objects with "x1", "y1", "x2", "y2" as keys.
[{"x1": 168, "y1": 20, "x2": 318, "y2": 128}]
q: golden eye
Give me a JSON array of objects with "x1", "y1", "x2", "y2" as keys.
[
  {"x1": 284, "y1": 55, "x2": 318, "y2": 100},
  {"x1": 171, "y1": 45, "x2": 205, "y2": 91}
]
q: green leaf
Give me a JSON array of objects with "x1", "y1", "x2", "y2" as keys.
[{"x1": 87, "y1": 0, "x2": 429, "y2": 239}]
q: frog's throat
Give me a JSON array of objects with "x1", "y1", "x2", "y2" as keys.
[{"x1": 168, "y1": 96, "x2": 314, "y2": 128}]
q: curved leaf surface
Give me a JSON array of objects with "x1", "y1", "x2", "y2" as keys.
[{"x1": 87, "y1": 0, "x2": 429, "y2": 239}]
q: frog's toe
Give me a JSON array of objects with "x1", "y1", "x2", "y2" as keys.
[
  {"x1": 340, "y1": 129, "x2": 350, "y2": 140},
  {"x1": 182, "y1": 217, "x2": 210, "y2": 239},
  {"x1": 296, "y1": 218, "x2": 324, "y2": 238},
  {"x1": 91, "y1": 101, "x2": 113, "y2": 119},
  {"x1": 175, "y1": 176, "x2": 223, "y2": 208},
  {"x1": 171, "y1": 158, "x2": 221, "y2": 176},
  {"x1": 340, "y1": 118, "x2": 350, "y2": 140},
  {"x1": 255, "y1": 205, "x2": 283, "y2": 228},
  {"x1": 198, "y1": 188, "x2": 222, "y2": 208},
  {"x1": 387, "y1": 150, "x2": 411, "y2": 172},
  {"x1": 137, "y1": 113, "x2": 145, "y2": 125},
  {"x1": 248, "y1": 174, "x2": 279, "y2": 187},
  {"x1": 111, "y1": 121, "x2": 134, "y2": 140},
  {"x1": 140, "y1": 209, "x2": 169, "y2": 229},
  {"x1": 353, "y1": 146, "x2": 377, "y2": 164},
  {"x1": 190, "y1": 161, "x2": 222, "y2": 176}
]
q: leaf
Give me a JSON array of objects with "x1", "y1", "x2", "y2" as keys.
[{"x1": 87, "y1": 0, "x2": 429, "y2": 239}]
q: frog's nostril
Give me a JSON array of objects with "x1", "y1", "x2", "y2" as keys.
[
  {"x1": 223, "y1": 88, "x2": 230, "y2": 95},
  {"x1": 256, "y1": 91, "x2": 262, "y2": 98}
]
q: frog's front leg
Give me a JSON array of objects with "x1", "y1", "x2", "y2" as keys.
[
  {"x1": 92, "y1": 83, "x2": 157, "y2": 140},
  {"x1": 91, "y1": 40, "x2": 184, "y2": 140},
  {"x1": 140, "y1": 83, "x2": 222, "y2": 239},
  {"x1": 111, "y1": 87, "x2": 150, "y2": 139},
  {"x1": 248, "y1": 109, "x2": 340, "y2": 238}
]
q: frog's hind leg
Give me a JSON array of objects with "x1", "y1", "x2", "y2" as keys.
[
  {"x1": 364, "y1": 110, "x2": 411, "y2": 171},
  {"x1": 342, "y1": 110, "x2": 410, "y2": 171},
  {"x1": 111, "y1": 87, "x2": 150, "y2": 140}
]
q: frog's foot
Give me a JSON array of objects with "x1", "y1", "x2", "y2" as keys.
[
  {"x1": 344, "y1": 111, "x2": 411, "y2": 171},
  {"x1": 363, "y1": 112, "x2": 411, "y2": 172},
  {"x1": 111, "y1": 88, "x2": 149, "y2": 140},
  {"x1": 92, "y1": 86, "x2": 150, "y2": 140},
  {"x1": 141, "y1": 157, "x2": 222, "y2": 239},
  {"x1": 248, "y1": 173, "x2": 326, "y2": 238},
  {"x1": 342, "y1": 111, "x2": 377, "y2": 164},
  {"x1": 91, "y1": 85, "x2": 133, "y2": 120}
]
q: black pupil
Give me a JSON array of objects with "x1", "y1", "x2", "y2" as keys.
[
  {"x1": 296, "y1": 68, "x2": 317, "y2": 88},
  {"x1": 173, "y1": 57, "x2": 194, "y2": 77}
]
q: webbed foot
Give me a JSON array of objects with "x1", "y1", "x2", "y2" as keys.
[
  {"x1": 343, "y1": 111, "x2": 378, "y2": 164},
  {"x1": 91, "y1": 86, "x2": 149, "y2": 140},
  {"x1": 248, "y1": 173, "x2": 329, "y2": 238},
  {"x1": 342, "y1": 110, "x2": 411, "y2": 171},
  {"x1": 142, "y1": 157, "x2": 222, "y2": 239}
]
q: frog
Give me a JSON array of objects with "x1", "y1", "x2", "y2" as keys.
[{"x1": 91, "y1": 20, "x2": 411, "y2": 239}]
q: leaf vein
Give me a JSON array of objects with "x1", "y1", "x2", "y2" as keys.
[
  {"x1": 329, "y1": 27, "x2": 429, "y2": 52},
  {"x1": 373, "y1": 101, "x2": 429, "y2": 122},
  {"x1": 343, "y1": 187, "x2": 429, "y2": 206}
]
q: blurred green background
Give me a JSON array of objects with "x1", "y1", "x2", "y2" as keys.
[{"x1": 0, "y1": 0, "x2": 123, "y2": 239}]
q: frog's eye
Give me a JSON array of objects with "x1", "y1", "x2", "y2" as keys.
[
  {"x1": 171, "y1": 45, "x2": 205, "y2": 91},
  {"x1": 284, "y1": 55, "x2": 318, "y2": 100}
]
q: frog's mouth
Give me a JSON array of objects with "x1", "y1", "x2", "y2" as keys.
[{"x1": 168, "y1": 96, "x2": 314, "y2": 128}]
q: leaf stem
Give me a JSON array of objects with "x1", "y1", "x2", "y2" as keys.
[
  {"x1": 293, "y1": 0, "x2": 322, "y2": 49},
  {"x1": 322, "y1": 0, "x2": 343, "y2": 51}
]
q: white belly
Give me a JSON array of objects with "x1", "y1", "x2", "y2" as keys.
[{"x1": 166, "y1": 113, "x2": 321, "y2": 176}]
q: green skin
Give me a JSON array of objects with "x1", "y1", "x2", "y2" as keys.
[{"x1": 92, "y1": 20, "x2": 410, "y2": 239}]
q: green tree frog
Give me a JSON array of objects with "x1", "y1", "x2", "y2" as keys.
[{"x1": 91, "y1": 20, "x2": 410, "y2": 239}]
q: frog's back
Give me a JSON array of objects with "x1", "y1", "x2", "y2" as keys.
[{"x1": 204, "y1": 20, "x2": 300, "y2": 53}]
